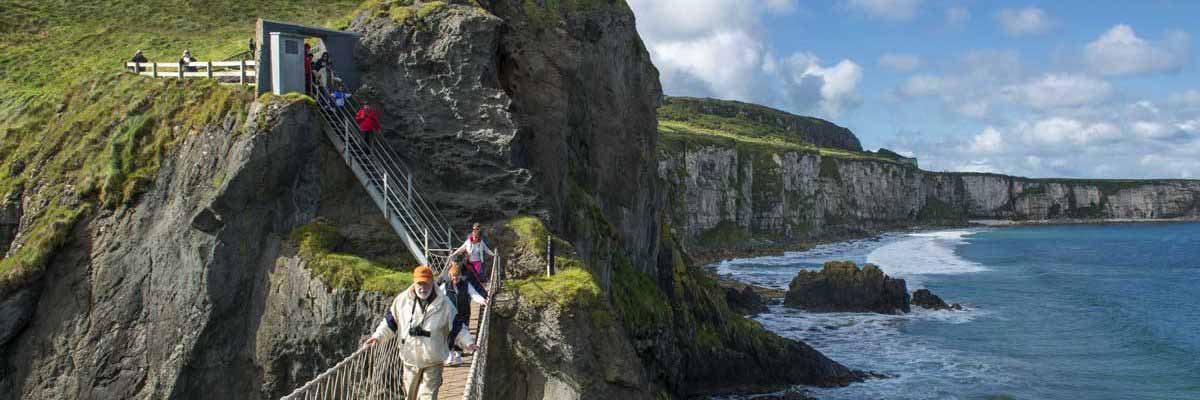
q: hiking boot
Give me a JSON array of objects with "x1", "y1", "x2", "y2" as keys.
[{"x1": 443, "y1": 351, "x2": 462, "y2": 366}]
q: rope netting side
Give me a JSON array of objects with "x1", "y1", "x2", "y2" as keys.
[
  {"x1": 463, "y1": 252, "x2": 502, "y2": 400},
  {"x1": 279, "y1": 334, "x2": 405, "y2": 400}
]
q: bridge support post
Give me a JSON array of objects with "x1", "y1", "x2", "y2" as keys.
[
  {"x1": 424, "y1": 229, "x2": 430, "y2": 264},
  {"x1": 546, "y1": 234, "x2": 555, "y2": 276}
]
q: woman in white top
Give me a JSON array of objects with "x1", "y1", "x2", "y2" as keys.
[{"x1": 451, "y1": 223, "x2": 495, "y2": 280}]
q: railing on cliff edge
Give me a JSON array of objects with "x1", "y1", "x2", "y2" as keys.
[
  {"x1": 306, "y1": 74, "x2": 458, "y2": 270},
  {"x1": 124, "y1": 60, "x2": 256, "y2": 86}
]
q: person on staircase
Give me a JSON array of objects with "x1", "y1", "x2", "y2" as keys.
[
  {"x1": 355, "y1": 102, "x2": 381, "y2": 155},
  {"x1": 303, "y1": 43, "x2": 314, "y2": 94},
  {"x1": 440, "y1": 263, "x2": 488, "y2": 366},
  {"x1": 362, "y1": 266, "x2": 477, "y2": 400},
  {"x1": 451, "y1": 223, "x2": 496, "y2": 283},
  {"x1": 311, "y1": 52, "x2": 332, "y2": 96}
]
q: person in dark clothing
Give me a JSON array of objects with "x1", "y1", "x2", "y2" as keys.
[
  {"x1": 311, "y1": 52, "x2": 332, "y2": 96},
  {"x1": 248, "y1": 38, "x2": 256, "y2": 59},
  {"x1": 130, "y1": 50, "x2": 148, "y2": 73},
  {"x1": 440, "y1": 263, "x2": 487, "y2": 366},
  {"x1": 179, "y1": 49, "x2": 197, "y2": 72}
]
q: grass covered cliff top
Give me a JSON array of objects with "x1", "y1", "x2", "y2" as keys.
[{"x1": 658, "y1": 97, "x2": 904, "y2": 164}]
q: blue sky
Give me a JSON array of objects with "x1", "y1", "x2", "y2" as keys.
[{"x1": 628, "y1": 0, "x2": 1200, "y2": 179}]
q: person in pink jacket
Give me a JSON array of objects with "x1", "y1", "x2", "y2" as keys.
[{"x1": 450, "y1": 223, "x2": 495, "y2": 281}]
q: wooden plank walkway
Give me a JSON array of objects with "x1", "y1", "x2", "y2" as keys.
[{"x1": 438, "y1": 302, "x2": 482, "y2": 399}]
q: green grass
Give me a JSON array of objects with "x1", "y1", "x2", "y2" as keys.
[
  {"x1": 0, "y1": 0, "x2": 365, "y2": 297},
  {"x1": 658, "y1": 120, "x2": 901, "y2": 164},
  {"x1": 511, "y1": 267, "x2": 601, "y2": 308},
  {"x1": 288, "y1": 220, "x2": 414, "y2": 295}
]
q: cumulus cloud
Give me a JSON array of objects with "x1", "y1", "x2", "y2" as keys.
[
  {"x1": 1085, "y1": 25, "x2": 1192, "y2": 76},
  {"x1": 1003, "y1": 74, "x2": 1112, "y2": 109},
  {"x1": 878, "y1": 53, "x2": 922, "y2": 71},
  {"x1": 630, "y1": 0, "x2": 863, "y2": 118},
  {"x1": 945, "y1": 5, "x2": 969, "y2": 28},
  {"x1": 845, "y1": 0, "x2": 922, "y2": 22},
  {"x1": 1024, "y1": 117, "x2": 1120, "y2": 146},
  {"x1": 967, "y1": 127, "x2": 1004, "y2": 154},
  {"x1": 996, "y1": 7, "x2": 1052, "y2": 36}
]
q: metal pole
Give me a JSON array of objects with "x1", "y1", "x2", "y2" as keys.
[
  {"x1": 152, "y1": 63, "x2": 158, "y2": 78},
  {"x1": 424, "y1": 229, "x2": 430, "y2": 263},
  {"x1": 546, "y1": 234, "x2": 555, "y2": 276},
  {"x1": 206, "y1": 61, "x2": 213, "y2": 79},
  {"x1": 383, "y1": 172, "x2": 390, "y2": 219},
  {"x1": 406, "y1": 173, "x2": 413, "y2": 207}
]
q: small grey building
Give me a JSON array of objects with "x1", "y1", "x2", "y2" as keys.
[{"x1": 255, "y1": 18, "x2": 361, "y2": 95}]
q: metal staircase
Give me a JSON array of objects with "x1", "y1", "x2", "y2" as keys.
[{"x1": 307, "y1": 80, "x2": 457, "y2": 272}]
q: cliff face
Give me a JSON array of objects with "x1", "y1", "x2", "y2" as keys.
[
  {"x1": 0, "y1": 96, "x2": 404, "y2": 400},
  {"x1": 659, "y1": 134, "x2": 1200, "y2": 251}
]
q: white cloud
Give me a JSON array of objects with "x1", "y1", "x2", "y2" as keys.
[
  {"x1": 1004, "y1": 74, "x2": 1112, "y2": 109},
  {"x1": 846, "y1": 0, "x2": 922, "y2": 22},
  {"x1": 1085, "y1": 25, "x2": 1192, "y2": 76},
  {"x1": 996, "y1": 7, "x2": 1052, "y2": 36},
  {"x1": 945, "y1": 5, "x2": 969, "y2": 28},
  {"x1": 1131, "y1": 121, "x2": 1172, "y2": 139},
  {"x1": 967, "y1": 127, "x2": 1004, "y2": 154},
  {"x1": 779, "y1": 53, "x2": 864, "y2": 117},
  {"x1": 1025, "y1": 117, "x2": 1121, "y2": 146},
  {"x1": 878, "y1": 53, "x2": 922, "y2": 71},
  {"x1": 629, "y1": 0, "x2": 863, "y2": 118}
]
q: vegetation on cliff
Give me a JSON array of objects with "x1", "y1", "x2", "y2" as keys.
[
  {"x1": 287, "y1": 220, "x2": 414, "y2": 295},
  {"x1": 0, "y1": 0, "x2": 365, "y2": 297}
]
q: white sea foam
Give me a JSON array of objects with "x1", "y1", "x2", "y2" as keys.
[{"x1": 865, "y1": 229, "x2": 989, "y2": 288}]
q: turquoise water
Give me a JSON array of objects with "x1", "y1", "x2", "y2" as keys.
[{"x1": 716, "y1": 223, "x2": 1200, "y2": 399}]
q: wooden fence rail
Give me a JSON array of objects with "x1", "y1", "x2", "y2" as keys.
[{"x1": 125, "y1": 60, "x2": 257, "y2": 86}]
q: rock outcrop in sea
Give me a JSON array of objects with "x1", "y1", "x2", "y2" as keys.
[
  {"x1": 784, "y1": 261, "x2": 910, "y2": 314},
  {"x1": 912, "y1": 288, "x2": 963, "y2": 311}
]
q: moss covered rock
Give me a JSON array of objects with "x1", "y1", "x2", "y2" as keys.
[{"x1": 784, "y1": 261, "x2": 910, "y2": 314}]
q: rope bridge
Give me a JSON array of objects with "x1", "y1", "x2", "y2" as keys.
[{"x1": 279, "y1": 255, "x2": 501, "y2": 400}]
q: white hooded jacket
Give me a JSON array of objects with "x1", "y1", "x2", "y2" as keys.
[{"x1": 371, "y1": 285, "x2": 475, "y2": 369}]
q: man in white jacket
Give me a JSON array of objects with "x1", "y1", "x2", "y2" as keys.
[{"x1": 362, "y1": 266, "x2": 476, "y2": 400}]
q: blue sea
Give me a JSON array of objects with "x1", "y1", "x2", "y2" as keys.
[{"x1": 715, "y1": 223, "x2": 1200, "y2": 400}]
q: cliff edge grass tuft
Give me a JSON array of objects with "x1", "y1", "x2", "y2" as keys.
[{"x1": 288, "y1": 220, "x2": 414, "y2": 295}]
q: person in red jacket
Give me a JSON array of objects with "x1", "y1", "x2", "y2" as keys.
[{"x1": 355, "y1": 103, "x2": 381, "y2": 155}]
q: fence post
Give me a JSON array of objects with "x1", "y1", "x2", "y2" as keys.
[
  {"x1": 206, "y1": 61, "x2": 213, "y2": 79},
  {"x1": 152, "y1": 63, "x2": 158, "y2": 78},
  {"x1": 240, "y1": 59, "x2": 247, "y2": 86},
  {"x1": 178, "y1": 62, "x2": 184, "y2": 78},
  {"x1": 546, "y1": 234, "x2": 555, "y2": 276}
]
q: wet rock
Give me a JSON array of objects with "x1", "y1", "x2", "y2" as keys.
[
  {"x1": 912, "y1": 288, "x2": 962, "y2": 311},
  {"x1": 784, "y1": 261, "x2": 910, "y2": 314},
  {"x1": 724, "y1": 285, "x2": 768, "y2": 316}
]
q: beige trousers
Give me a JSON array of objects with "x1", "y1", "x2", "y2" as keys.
[{"x1": 402, "y1": 363, "x2": 444, "y2": 400}]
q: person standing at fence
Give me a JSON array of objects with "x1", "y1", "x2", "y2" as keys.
[
  {"x1": 362, "y1": 266, "x2": 477, "y2": 400},
  {"x1": 440, "y1": 263, "x2": 487, "y2": 366},
  {"x1": 129, "y1": 49, "x2": 148, "y2": 73},
  {"x1": 451, "y1": 223, "x2": 495, "y2": 282},
  {"x1": 355, "y1": 102, "x2": 381, "y2": 155},
  {"x1": 179, "y1": 49, "x2": 197, "y2": 72}
]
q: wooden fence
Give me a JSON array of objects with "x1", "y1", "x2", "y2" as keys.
[{"x1": 125, "y1": 60, "x2": 257, "y2": 86}]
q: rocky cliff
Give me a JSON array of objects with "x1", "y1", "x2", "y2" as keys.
[
  {"x1": 658, "y1": 107, "x2": 1200, "y2": 252},
  {"x1": 0, "y1": 88, "x2": 423, "y2": 399},
  {"x1": 346, "y1": 0, "x2": 866, "y2": 397}
]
